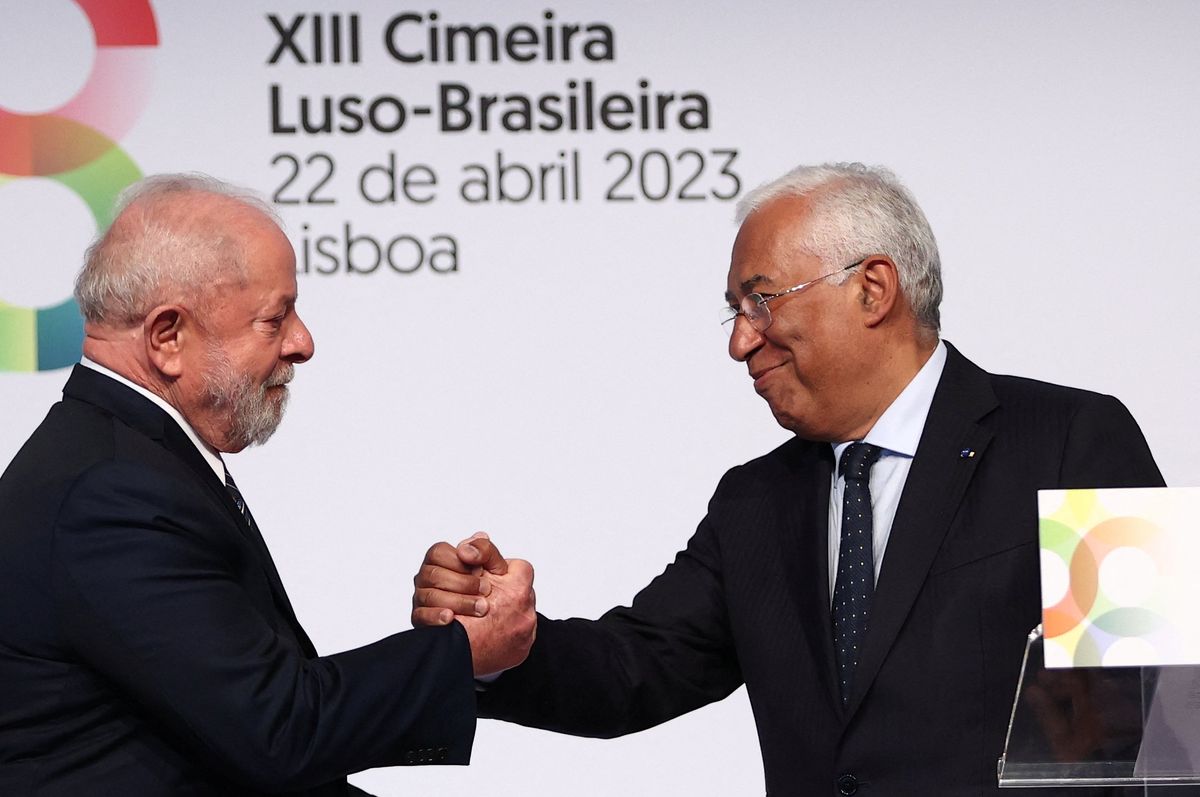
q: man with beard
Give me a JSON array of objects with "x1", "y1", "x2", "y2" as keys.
[
  {"x1": 0, "y1": 174, "x2": 535, "y2": 796},
  {"x1": 413, "y1": 163, "x2": 1169, "y2": 795}
]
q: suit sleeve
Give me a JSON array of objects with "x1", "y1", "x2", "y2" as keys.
[
  {"x1": 478, "y1": 479, "x2": 744, "y2": 738},
  {"x1": 50, "y1": 459, "x2": 476, "y2": 793}
]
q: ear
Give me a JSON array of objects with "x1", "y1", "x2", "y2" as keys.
[
  {"x1": 856, "y1": 256, "x2": 901, "y2": 328},
  {"x1": 143, "y1": 304, "x2": 191, "y2": 378}
]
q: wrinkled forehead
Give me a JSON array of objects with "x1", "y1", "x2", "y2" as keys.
[
  {"x1": 245, "y1": 221, "x2": 298, "y2": 287},
  {"x1": 212, "y1": 208, "x2": 297, "y2": 296}
]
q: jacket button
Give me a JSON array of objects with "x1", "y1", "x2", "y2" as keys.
[{"x1": 836, "y1": 773, "x2": 858, "y2": 795}]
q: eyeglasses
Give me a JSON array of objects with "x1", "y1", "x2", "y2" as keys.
[{"x1": 720, "y1": 259, "x2": 864, "y2": 334}]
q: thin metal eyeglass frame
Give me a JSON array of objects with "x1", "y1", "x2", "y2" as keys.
[{"x1": 720, "y1": 259, "x2": 865, "y2": 333}]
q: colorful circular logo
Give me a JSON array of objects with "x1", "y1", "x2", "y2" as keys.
[
  {"x1": 0, "y1": 0, "x2": 158, "y2": 372},
  {"x1": 1041, "y1": 490, "x2": 1168, "y2": 666}
]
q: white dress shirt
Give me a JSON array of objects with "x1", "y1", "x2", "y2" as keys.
[
  {"x1": 828, "y1": 341, "x2": 947, "y2": 599},
  {"x1": 79, "y1": 357, "x2": 226, "y2": 483}
]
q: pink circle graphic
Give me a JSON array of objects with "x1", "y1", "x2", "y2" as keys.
[{"x1": 0, "y1": 0, "x2": 158, "y2": 177}]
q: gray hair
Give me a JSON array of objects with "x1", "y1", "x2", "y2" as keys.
[
  {"x1": 736, "y1": 163, "x2": 943, "y2": 332},
  {"x1": 75, "y1": 173, "x2": 281, "y2": 326}
]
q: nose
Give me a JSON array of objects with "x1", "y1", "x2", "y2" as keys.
[
  {"x1": 727, "y1": 315, "x2": 765, "y2": 362},
  {"x1": 283, "y1": 312, "x2": 315, "y2": 363}
]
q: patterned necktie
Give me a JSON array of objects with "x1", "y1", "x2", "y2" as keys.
[
  {"x1": 222, "y1": 465, "x2": 316, "y2": 656},
  {"x1": 832, "y1": 442, "x2": 883, "y2": 705},
  {"x1": 223, "y1": 467, "x2": 258, "y2": 533}
]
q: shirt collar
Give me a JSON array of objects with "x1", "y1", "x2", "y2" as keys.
[
  {"x1": 80, "y1": 356, "x2": 227, "y2": 482},
  {"x1": 832, "y1": 339, "x2": 947, "y2": 465}
]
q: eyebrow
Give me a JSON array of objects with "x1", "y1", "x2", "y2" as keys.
[
  {"x1": 725, "y1": 274, "x2": 773, "y2": 303},
  {"x1": 262, "y1": 294, "x2": 297, "y2": 317}
]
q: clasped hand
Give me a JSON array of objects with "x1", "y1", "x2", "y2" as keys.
[{"x1": 412, "y1": 532, "x2": 536, "y2": 677}]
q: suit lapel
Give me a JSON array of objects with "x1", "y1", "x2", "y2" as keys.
[
  {"x1": 162, "y1": 423, "x2": 319, "y2": 657},
  {"x1": 844, "y1": 343, "x2": 998, "y2": 717},
  {"x1": 775, "y1": 439, "x2": 842, "y2": 712},
  {"x1": 63, "y1": 365, "x2": 318, "y2": 657}
]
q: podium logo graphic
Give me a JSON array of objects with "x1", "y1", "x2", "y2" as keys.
[
  {"x1": 0, "y1": 0, "x2": 158, "y2": 371},
  {"x1": 1040, "y1": 489, "x2": 1168, "y2": 667}
]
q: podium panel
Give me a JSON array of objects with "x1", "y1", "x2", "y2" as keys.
[{"x1": 999, "y1": 626, "x2": 1200, "y2": 788}]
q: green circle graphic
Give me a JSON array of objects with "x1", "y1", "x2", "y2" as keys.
[{"x1": 0, "y1": 142, "x2": 141, "y2": 372}]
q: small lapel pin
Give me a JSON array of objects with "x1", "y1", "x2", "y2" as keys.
[{"x1": 959, "y1": 448, "x2": 976, "y2": 459}]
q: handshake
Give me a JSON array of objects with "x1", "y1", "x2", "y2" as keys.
[{"x1": 411, "y1": 533, "x2": 538, "y2": 676}]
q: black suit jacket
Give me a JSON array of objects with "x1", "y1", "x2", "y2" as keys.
[
  {"x1": 478, "y1": 344, "x2": 1167, "y2": 795},
  {"x1": 0, "y1": 366, "x2": 476, "y2": 795}
]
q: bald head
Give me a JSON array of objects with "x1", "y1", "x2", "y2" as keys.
[{"x1": 75, "y1": 174, "x2": 282, "y2": 328}]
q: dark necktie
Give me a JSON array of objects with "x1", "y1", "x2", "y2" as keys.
[
  {"x1": 222, "y1": 466, "x2": 276, "y2": 577},
  {"x1": 832, "y1": 442, "x2": 883, "y2": 705},
  {"x1": 224, "y1": 467, "x2": 257, "y2": 533},
  {"x1": 222, "y1": 465, "x2": 317, "y2": 656}
]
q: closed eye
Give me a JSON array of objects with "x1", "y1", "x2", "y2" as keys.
[{"x1": 259, "y1": 315, "x2": 285, "y2": 333}]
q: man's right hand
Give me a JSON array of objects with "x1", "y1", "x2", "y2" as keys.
[{"x1": 412, "y1": 533, "x2": 536, "y2": 677}]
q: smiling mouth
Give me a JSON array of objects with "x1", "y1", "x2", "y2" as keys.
[{"x1": 751, "y1": 364, "x2": 782, "y2": 388}]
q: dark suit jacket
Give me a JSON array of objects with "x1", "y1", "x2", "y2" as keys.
[
  {"x1": 478, "y1": 344, "x2": 1166, "y2": 796},
  {"x1": 0, "y1": 366, "x2": 476, "y2": 796}
]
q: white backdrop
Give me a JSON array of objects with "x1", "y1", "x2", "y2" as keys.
[{"x1": 2, "y1": 1, "x2": 1199, "y2": 794}]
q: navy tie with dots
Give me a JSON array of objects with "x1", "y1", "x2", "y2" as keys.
[{"x1": 832, "y1": 442, "x2": 883, "y2": 705}]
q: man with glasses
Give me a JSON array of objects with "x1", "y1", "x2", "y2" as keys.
[{"x1": 413, "y1": 162, "x2": 1163, "y2": 794}]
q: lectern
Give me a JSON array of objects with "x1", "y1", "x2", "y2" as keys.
[{"x1": 999, "y1": 625, "x2": 1200, "y2": 788}]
